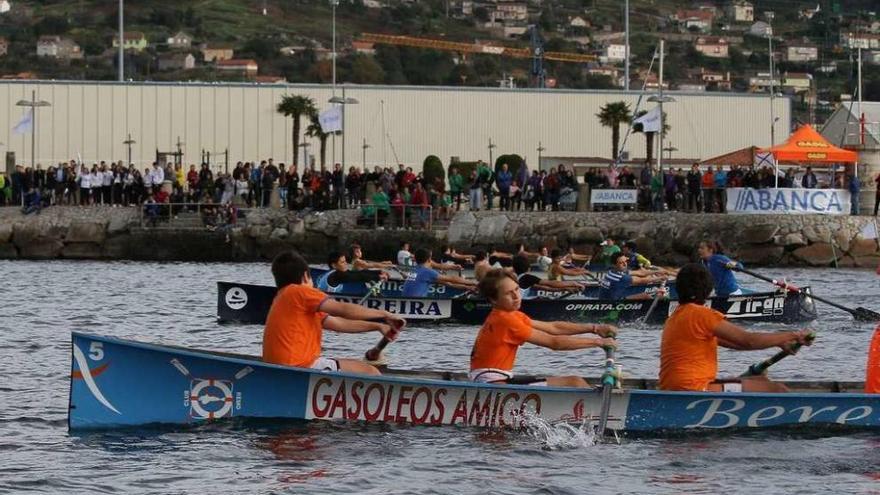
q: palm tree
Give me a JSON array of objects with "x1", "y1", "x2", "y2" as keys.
[
  {"x1": 596, "y1": 101, "x2": 632, "y2": 160},
  {"x1": 276, "y1": 94, "x2": 317, "y2": 167},
  {"x1": 633, "y1": 109, "x2": 670, "y2": 165},
  {"x1": 306, "y1": 114, "x2": 330, "y2": 170}
]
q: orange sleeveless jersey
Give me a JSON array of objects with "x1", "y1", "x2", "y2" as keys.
[
  {"x1": 867, "y1": 324, "x2": 880, "y2": 393},
  {"x1": 470, "y1": 309, "x2": 533, "y2": 371},
  {"x1": 262, "y1": 284, "x2": 328, "y2": 367},
  {"x1": 659, "y1": 303, "x2": 725, "y2": 391}
]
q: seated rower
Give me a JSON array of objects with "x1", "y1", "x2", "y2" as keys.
[
  {"x1": 698, "y1": 240, "x2": 744, "y2": 297},
  {"x1": 516, "y1": 244, "x2": 552, "y2": 272},
  {"x1": 469, "y1": 269, "x2": 617, "y2": 387},
  {"x1": 599, "y1": 253, "x2": 667, "y2": 301},
  {"x1": 548, "y1": 249, "x2": 591, "y2": 281},
  {"x1": 563, "y1": 246, "x2": 591, "y2": 267},
  {"x1": 512, "y1": 255, "x2": 584, "y2": 297},
  {"x1": 401, "y1": 248, "x2": 477, "y2": 297},
  {"x1": 263, "y1": 251, "x2": 405, "y2": 375},
  {"x1": 438, "y1": 245, "x2": 474, "y2": 266},
  {"x1": 487, "y1": 245, "x2": 514, "y2": 267},
  {"x1": 659, "y1": 263, "x2": 812, "y2": 392},
  {"x1": 350, "y1": 243, "x2": 393, "y2": 270},
  {"x1": 316, "y1": 251, "x2": 389, "y2": 293},
  {"x1": 396, "y1": 241, "x2": 413, "y2": 267},
  {"x1": 473, "y1": 251, "x2": 492, "y2": 281},
  {"x1": 597, "y1": 238, "x2": 622, "y2": 266},
  {"x1": 622, "y1": 241, "x2": 677, "y2": 276}
]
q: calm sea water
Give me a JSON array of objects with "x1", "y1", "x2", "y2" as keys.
[{"x1": 2, "y1": 260, "x2": 880, "y2": 494}]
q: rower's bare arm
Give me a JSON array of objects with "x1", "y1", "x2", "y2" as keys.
[
  {"x1": 560, "y1": 267, "x2": 587, "y2": 276},
  {"x1": 533, "y1": 320, "x2": 617, "y2": 337},
  {"x1": 713, "y1": 320, "x2": 807, "y2": 351},
  {"x1": 437, "y1": 274, "x2": 476, "y2": 286},
  {"x1": 361, "y1": 260, "x2": 392, "y2": 269},
  {"x1": 319, "y1": 298, "x2": 393, "y2": 322},
  {"x1": 323, "y1": 316, "x2": 384, "y2": 334},
  {"x1": 526, "y1": 329, "x2": 616, "y2": 351}
]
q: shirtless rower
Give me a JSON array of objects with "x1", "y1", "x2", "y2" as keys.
[
  {"x1": 659, "y1": 263, "x2": 812, "y2": 392},
  {"x1": 401, "y1": 248, "x2": 476, "y2": 297},
  {"x1": 548, "y1": 249, "x2": 591, "y2": 281},
  {"x1": 350, "y1": 243, "x2": 393, "y2": 271},
  {"x1": 263, "y1": 251, "x2": 404, "y2": 376},
  {"x1": 512, "y1": 254, "x2": 584, "y2": 298},
  {"x1": 469, "y1": 269, "x2": 617, "y2": 387},
  {"x1": 316, "y1": 251, "x2": 388, "y2": 293},
  {"x1": 473, "y1": 251, "x2": 492, "y2": 281}
]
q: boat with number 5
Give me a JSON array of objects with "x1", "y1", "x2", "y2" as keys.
[
  {"x1": 69, "y1": 333, "x2": 879, "y2": 432},
  {"x1": 217, "y1": 282, "x2": 817, "y2": 326}
]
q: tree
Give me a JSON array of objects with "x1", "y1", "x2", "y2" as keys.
[
  {"x1": 596, "y1": 101, "x2": 632, "y2": 160},
  {"x1": 423, "y1": 155, "x2": 445, "y2": 186},
  {"x1": 349, "y1": 54, "x2": 385, "y2": 84},
  {"x1": 277, "y1": 95, "x2": 317, "y2": 168},
  {"x1": 494, "y1": 154, "x2": 525, "y2": 181},
  {"x1": 306, "y1": 114, "x2": 330, "y2": 170},
  {"x1": 632, "y1": 109, "x2": 670, "y2": 165}
]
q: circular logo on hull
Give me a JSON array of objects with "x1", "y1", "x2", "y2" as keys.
[{"x1": 225, "y1": 287, "x2": 248, "y2": 310}]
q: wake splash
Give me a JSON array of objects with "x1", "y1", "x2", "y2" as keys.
[{"x1": 515, "y1": 409, "x2": 607, "y2": 450}]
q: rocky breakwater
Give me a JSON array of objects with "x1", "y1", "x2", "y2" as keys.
[
  {"x1": 0, "y1": 207, "x2": 438, "y2": 262},
  {"x1": 448, "y1": 211, "x2": 880, "y2": 268}
]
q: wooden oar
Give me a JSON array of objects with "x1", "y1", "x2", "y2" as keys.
[
  {"x1": 595, "y1": 345, "x2": 617, "y2": 440},
  {"x1": 741, "y1": 332, "x2": 816, "y2": 377},
  {"x1": 360, "y1": 281, "x2": 394, "y2": 363},
  {"x1": 734, "y1": 267, "x2": 880, "y2": 321},
  {"x1": 641, "y1": 279, "x2": 668, "y2": 323}
]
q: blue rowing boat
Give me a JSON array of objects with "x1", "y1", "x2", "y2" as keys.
[{"x1": 69, "y1": 332, "x2": 879, "y2": 431}]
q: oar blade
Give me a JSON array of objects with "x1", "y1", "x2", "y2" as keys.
[{"x1": 855, "y1": 307, "x2": 880, "y2": 322}]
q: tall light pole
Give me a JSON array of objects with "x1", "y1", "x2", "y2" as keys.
[
  {"x1": 488, "y1": 138, "x2": 496, "y2": 168},
  {"x1": 330, "y1": 0, "x2": 339, "y2": 166},
  {"x1": 624, "y1": 0, "x2": 630, "y2": 90},
  {"x1": 537, "y1": 141, "x2": 545, "y2": 170},
  {"x1": 329, "y1": 85, "x2": 358, "y2": 170},
  {"x1": 123, "y1": 133, "x2": 136, "y2": 165},
  {"x1": 299, "y1": 142, "x2": 311, "y2": 170},
  {"x1": 118, "y1": 0, "x2": 124, "y2": 81},
  {"x1": 647, "y1": 40, "x2": 674, "y2": 175},
  {"x1": 765, "y1": 11, "x2": 776, "y2": 148},
  {"x1": 16, "y1": 90, "x2": 51, "y2": 172},
  {"x1": 362, "y1": 138, "x2": 370, "y2": 169}
]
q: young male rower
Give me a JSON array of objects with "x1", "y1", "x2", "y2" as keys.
[
  {"x1": 600, "y1": 253, "x2": 667, "y2": 301},
  {"x1": 438, "y1": 245, "x2": 474, "y2": 266},
  {"x1": 512, "y1": 254, "x2": 584, "y2": 298},
  {"x1": 350, "y1": 243, "x2": 394, "y2": 270},
  {"x1": 469, "y1": 269, "x2": 617, "y2": 387},
  {"x1": 698, "y1": 240, "x2": 744, "y2": 297},
  {"x1": 659, "y1": 263, "x2": 812, "y2": 392},
  {"x1": 473, "y1": 250, "x2": 492, "y2": 281},
  {"x1": 548, "y1": 248, "x2": 591, "y2": 281},
  {"x1": 263, "y1": 250, "x2": 405, "y2": 375},
  {"x1": 401, "y1": 248, "x2": 477, "y2": 297},
  {"x1": 316, "y1": 251, "x2": 389, "y2": 293}
]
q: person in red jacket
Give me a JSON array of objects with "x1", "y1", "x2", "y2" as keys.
[{"x1": 410, "y1": 181, "x2": 429, "y2": 227}]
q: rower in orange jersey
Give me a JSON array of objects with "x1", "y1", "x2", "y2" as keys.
[
  {"x1": 659, "y1": 263, "x2": 812, "y2": 392},
  {"x1": 468, "y1": 269, "x2": 617, "y2": 387}
]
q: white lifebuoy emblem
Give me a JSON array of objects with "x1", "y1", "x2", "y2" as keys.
[
  {"x1": 225, "y1": 287, "x2": 248, "y2": 310},
  {"x1": 189, "y1": 379, "x2": 234, "y2": 419}
]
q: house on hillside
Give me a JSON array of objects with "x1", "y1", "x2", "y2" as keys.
[
  {"x1": 724, "y1": 1, "x2": 753, "y2": 22},
  {"x1": 201, "y1": 43, "x2": 234, "y2": 62},
  {"x1": 603, "y1": 43, "x2": 626, "y2": 62},
  {"x1": 674, "y1": 9, "x2": 714, "y2": 33},
  {"x1": 783, "y1": 41, "x2": 818, "y2": 62},
  {"x1": 167, "y1": 32, "x2": 192, "y2": 49},
  {"x1": 694, "y1": 68, "x2": 732, "y2": 90},
  {"x1": 748, "y1": 71, "x2": 780, "y2": 92},
  {"x1": 112, "y1": 32, "x2": 147, "y2": 52},
  {"x1": 36, "y1": 36, "x2": 83, "y2": 60},
  {"x1": 351, "y1": 41, "x2": 376, "y2": 55},
  {"x1": 569, "y1": 16, "x2": 589, "y2": 28},
  {"x1": 491, "y1": 2, "x2": 528, "y2": 23},
  {"x1": 782, "y1": 72, "x2": 811, "y2": 93},
  {"x1": 216, "y1": 59, "x2": 258, "y2": 76},
  {"x1": 586, "y1": 66, "x2": 618, "y2": 79},
  {"x1": 841, "y1": 32, "x2": 880, "y2": 50},
  {"x1": 695, "y1": 36, "x2": 729, "y2": 58},
  {"x1": 677, "y1": 80, "x2": 707, "y2": 91},
  {"x1": 157, "y1": 53, "x2": 195, "y2": 71}
]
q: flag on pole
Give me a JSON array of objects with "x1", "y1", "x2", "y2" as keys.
[
  {"x1": 12, "y1": 108, "x2": 32, "y2": 135},
  {"x1": 632, "y1": 106, "x2": 661, "y2": 133},
  {"x1": 318, "y1": 106, "x2": 342, "y2": 133},
  {"x1": 860, "y1": 221, "x2": 878, "y2": 240}
]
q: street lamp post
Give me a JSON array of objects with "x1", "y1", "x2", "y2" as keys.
[
  {"x1": 123, "y1": 133, "x2": 136, "y2": 165},
  {"x1": 362, "y1": 138, "x2": 370, "y2": 169},
  {"x1": 488, "y1": 138, "x2": 496, "y2": 168},
  {"x1": 299, "y1": 142, "x2": 311, "y2": 170},
  {"x1": 328, "y1": 85, "x2": 359, "y2": 171},
  {"x1": 647, "y1": 40, "x2": 674, "y2": 175},
  {"x1": 765, "y1": 11, "x2": 776, "y2": 148},
  {"x1": 118, "y1": 0, "x2": 124, "y2": 81},
  {"x1": 330, "y1": 0, "x2": 339, "y2": 165},
  {"x1": 537, "y1": 141, "x2": 545, "y2": 170},
  {"x1": 16, "y1": 90, "x2": 51, "y2": 172}
]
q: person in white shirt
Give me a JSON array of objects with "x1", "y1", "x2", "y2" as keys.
[
  {"x1": 78, "y1": 165, "x2": 91, "y2": 205},
  {"x1": 397, "y1": 241, "x2": 413, "y2": 266},
  {"x1": 90, "y1": 167, "x2": 102, "y2": 205},
  {"x1": 101, "y1": 164, "x2": 113, "y2": 205},
  {"x1": 151, "y1": 162, "x2": 165, "y2": 193}
]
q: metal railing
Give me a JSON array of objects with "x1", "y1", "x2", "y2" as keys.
[
  {"x1": 362, "y1": 204, "x2": 433, "y2": 230},
  {"x1": 140, "y1": 202, "x2": 239, "y2": 229}
]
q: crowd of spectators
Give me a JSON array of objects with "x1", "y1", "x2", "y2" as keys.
[{"x1": 0, "y1": 157, "x2": 867, "y2": 219}]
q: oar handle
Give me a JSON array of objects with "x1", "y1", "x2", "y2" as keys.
[
  {"x1": 742, "y1": 332, "x2": 816, "y2": 377},
  {"x1": 601, "y1": 346, "x2": 617, "y2": 386},
  {"x1": 365, "y1": 337, "x2": 391, "y2": 361}
]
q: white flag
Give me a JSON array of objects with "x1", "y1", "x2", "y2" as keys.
[
  {"x1": 318, "y1": 106, "x2": 342, "y2": 133},
  {"x1": 633, "y1": 106, "x2": 661, "y2": 133},
  {"x1": 12, "y1": 108, "x2": 32, "y2": 135},
  {"x1": 860, "y1": 221, "x2": 878, "y2": 240}
]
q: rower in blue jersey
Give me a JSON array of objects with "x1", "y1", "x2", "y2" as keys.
[
  {"x1": 401, "y1": 248, "x2": 477, "y2": 297},
  {"x1": 698, "y1": 240, "x2": 744, "y2": 297},
  {"x1": 599, "y1": 253, "x2": 668, "y2": 300},
  {"x1": 316, "y1": 251, "x2": 388, "y2": 293}
]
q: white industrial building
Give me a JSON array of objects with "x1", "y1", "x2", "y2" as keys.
[{"x1": 0, "y1": 80, "x2": 789, "y2": 172}]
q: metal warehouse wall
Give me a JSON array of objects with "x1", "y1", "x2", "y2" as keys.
[{"x1": 0, "y1": 80, "x2": 790, "y2": 171}]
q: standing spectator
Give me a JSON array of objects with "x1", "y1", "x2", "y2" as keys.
[
  {"x1": 394, "y1": 163, "x2": 407, "y2": 191},
  {"x1": 150, "y1": 162, "x2": 165, "y2": 194},
  {"x1": 262, "y1": 160, "x2": 279, "y2": 207},
  {"x1": 251, "y1": 162, "x2": 263, "y2": 207},
  {"x1": 345, "y1": 166, "x2": 361, "y2": 208},
  {"x1": 638, "y1": 161, "x2": 653, "y2": 211},
  {"x1": 278, "y1": 164, "x2": 288, "y2": 208},
  {"x1": 11, "y1": 165, "x2": 23, "y2": 206},
  {"x1": 496, "y1": 163, "x2": 512, "y2": 210},
  {"x1": 0, "y1": 172, "x2": 5, "y2": 206},
  {"x1": 101, "y1": 163, "x2": 113, "y2": 205},
  {"x1": 477, "y1": 161, "x2": 493, "y2": 210},
  {"x1": 650, "y1": 167, "x2": 664, "y2": 212},
  {"x1": 286, "y1": 164, "x2": 299, "y2": 211},
  {"x1": 410, "y1": 181, "x2": 429, "y2": 226},
  {"x1": 467, "y1": 168, "x2": 482, "y2": 211},
  {"x1": 663, "y1": 168, "x2": 677, "y2": 210},
  {"x1": 332, "y1": 163, "x2": 345, "y2": 209},
  {"x1": 448, "y1": 166, "x2": 464, "y2": 211},
  {"x1": 544, "y1": 168, "x2": 560, "y2": 211},
  {"x1": 849, "y1": 172, "x2": 861, "y2": 216},
  {"x1": 714, "y1": 166, "x2": 728, "y2": 213},
  {"x1": 782, "y1": 169, "x2": 796, "y2": 188},
  {"x1": 701, "y1": 166, "x2": 715, "y2": 213},
  {"x1": 686, "y1": 163, "x2": 702, "y2": 212},
  {"x1": 802, "y1": 166, "x2": 818, "y2": 189},
  {"x1": 187, "y1": 164, "x2": 199, "y2": 201},
  {"x1": 727, "y1": 164, "x2": 743, "y2": 188},
  {"x1": 200, "y1": 163, "x2": 215, "y2": 203}
]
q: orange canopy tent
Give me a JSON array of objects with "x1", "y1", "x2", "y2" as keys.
[{"x1": 759, "y1": 124, "x2": 858, "y2": 163}]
